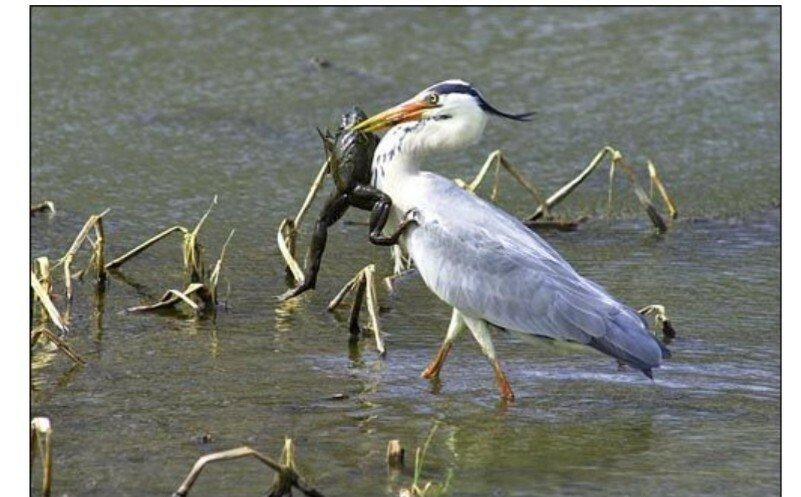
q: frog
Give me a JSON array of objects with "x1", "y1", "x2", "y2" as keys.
[{"x1": 279, "y1": 107, "x2": 416, "y2": 302}]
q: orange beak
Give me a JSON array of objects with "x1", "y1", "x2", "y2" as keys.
[{"x1": 351, "y1": 99, "x2": 434, "y2": 133}]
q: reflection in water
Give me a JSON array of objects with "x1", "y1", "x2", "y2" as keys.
[
  {"x1": 208, "y1": 322, "x2": 221, "y2": 359},
  {"x1": 446, "y1": 413, "x2": 657, "y2": 493},
  {"x1": 427, "y1": 376, "x2": 443, "y2": 396},
  {"x1": 274, "y1": 297, "x2": 303, "y2": 333},
  {"x1": 31, "y1": 346, "x2": 57, "y2": 388},
  {"x1": 348, "y1": 338, "x2": 364, "y2": 365},
  {"x1": 92, "y1": 286, "x2": 106, "y2": 353},
  {"x1": 30, "y1": 6, "x2": 778, "y2": 497},
  {"x1": 108, "y1": 269, "x2": 159, "y2": 301},
  {"x1": 31, "y1": 350, "x2": 83, "y2": 404}
]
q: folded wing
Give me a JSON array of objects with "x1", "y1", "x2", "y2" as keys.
[{"x1": 406, "y1": 173, "x2": 668, "y2": 373}]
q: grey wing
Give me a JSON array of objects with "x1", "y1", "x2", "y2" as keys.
[{"x1": 407, "y1": 174, "x2": 667, "y2": 371}]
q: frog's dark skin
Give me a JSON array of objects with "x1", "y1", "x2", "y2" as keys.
[{"x1": 279, "y1": 107, "x2": 416, "y2": 301}]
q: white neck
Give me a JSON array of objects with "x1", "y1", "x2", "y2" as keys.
[
  {"x1": 371, "y1": 108, "x2": 487, "y2": 190},
  {"x1": 370, "y1": 122, "x2": 424, "y2": 192}
]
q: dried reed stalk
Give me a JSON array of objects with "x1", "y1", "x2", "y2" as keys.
[
  {"x1": 31, "y1": 271, "x2": 69, "y2": 334},
  {"x1": 647, "y1": 161, "x2": 678, "y2": 219},
  {"x1": 105, "y1": 226, "x2": 187, "y2": 270},
  {"x1": 31, "y1": 326, "x2": 85, "y2": 365},
  {"x1": 126, "y1": 283, "x2": 211, "y2": 314},
  {"x1": 30, "y1": 417, "x2": 52, "y2": 497},
  {"x1": 172, "y1": 442, "x2": 325, "y2": 497},
  {"x1": 327, "y1": 265, "x2": 386, "y2": 355},
  {"x1": 269, "y1": 438, "x2": 297, "y2": 497},
  {"x1": 456, "y1": 150, "x2": 551, "y2": 217},
  {"x1": 524, "y1": 147, "x2": 676, "y2": 233},
  {"x1": 183, "y1": 196, "x2": 218, "y2": 282},
  {"x1": 209, "y1": 229, "x2": 235, "y2": 305},
  {"x1": 277, "y1": 158, "x2": 332, "y2": 284},
  {"x1": 61, "y1": 208, "x2": 110, "y2": 301},
  {"x1": 638, "y1": 304, "x2": 677, "y2": 338},
  {"x1": 31, "y1": 201, "x2": 55, "y2": 216}
]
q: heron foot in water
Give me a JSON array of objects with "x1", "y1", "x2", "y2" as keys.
[
  {"x1": 422, "y1": 308, "x2": 465, "y2": 379},
  {"x1": 421, "y1": 341, "x2": 454, "y2": 379},
  {"x1": 492, "y1": 360, "x2": 516, "y2": 402}
]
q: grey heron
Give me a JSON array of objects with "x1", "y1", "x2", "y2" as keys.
[{"x1": 352, "y1": 80, "x2": 671, "y2": 401}]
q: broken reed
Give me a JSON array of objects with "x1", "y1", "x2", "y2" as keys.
[
  {"x1": 455, "y1": 150, "x2": 552, "y2": 218},
  {"x1": 459, "y1": 146, "x2": 678, "y2": 234},
  {"x1": 31, "y1": 196, "x2": 234, "y2": 370},
  {"x1": 105, "y1": 196, "x2": 218, "y2": 284},
  {"x1": 386, "y1": 440, "x2": 405, "y2": 468},
  {"x1": 30, "y1": 417, "x2": 53, "y2": 497},
  {"x1": 526, "y1": 146, "x2": 678, "y2": 233},
  {"x1": 30, "y1": 207, "x2": 112, "y2": 366},
  {"x1": 172, "y1": 438, "x2": 325, "y2": 497},
  {"x1": 277, "y1": 157, "x2": 331, "y2": 284},
  {"x1": 123, "y1": 227, "x2": 234, "y2": 315},
  {"x1": 62, "y1": 208, "x2": 110, "y2": 301},
  {"x1": 30, "y1": 200, "x2": 56, "y2": 216},
  {"x1": 326, "y1": 264, "x2": 386, "y2": 355},
  {"x1": 638, "y1": 304, "x2": 677, "y2": 339},
  {"x1": 30, "y1": 268, "x2": 85, "y2": 365},
  {"x1": 106, "y1": 196, "x2": 235, "y2": 315}
]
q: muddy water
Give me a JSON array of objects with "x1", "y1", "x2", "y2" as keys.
[{"x1": 31, "y1": 7, "x2": 779, "y2": 496}]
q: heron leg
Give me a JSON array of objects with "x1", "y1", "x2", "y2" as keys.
[
  {"x1": 278, "y1": 192, "x2": 350, "y2": 301},
  {"x1": 421, "y1": 308, "x2": 465, "y2": 379},
  {"x1": 462, "y1": 315, "x2": 515, "y2": 402}
]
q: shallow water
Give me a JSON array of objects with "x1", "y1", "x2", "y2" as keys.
[{"x1": 31, "y1": 7, "x2": 779, "y2": 497}]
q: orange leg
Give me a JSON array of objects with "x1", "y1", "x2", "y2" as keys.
[
  {"x1": 492, "y1": 359, "x2": 516, "y2": 402},
  {"x1": 421, "y1": 308, "x2": 465, "y2": 380},
  {"x1": 462, "y1": 314, "x2": 516, "y2": 402},
  {"x1": 421, "y1": 341, "x2": 453, "y2": 379}
]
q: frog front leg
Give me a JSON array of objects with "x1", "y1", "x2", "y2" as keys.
[{"x1": 350, "y1": 185, "x2": 419, "y2": 246}]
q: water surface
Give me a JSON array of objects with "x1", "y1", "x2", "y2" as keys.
[{"x1": 31, "y1": 7, "x2": 779, "y2": 496}]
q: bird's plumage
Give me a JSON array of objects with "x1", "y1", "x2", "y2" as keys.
[
  {"x1": 402, "y1": 172, "x2": 668, "y2": 374},
  {"x1": 425, "y1": 80, "x2": 536, "y2": 121},
  {"x1": 357, "y1": 79, "x2": 670, "y2": 386}
]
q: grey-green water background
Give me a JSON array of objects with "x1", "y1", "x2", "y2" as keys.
[{"x1": 31, "y1": 7, "x2": 780, "y2": 496}]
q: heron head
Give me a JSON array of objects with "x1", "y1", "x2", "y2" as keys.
[{"x1": 352, "y1": 79, "x2": 534, "y2": 155}]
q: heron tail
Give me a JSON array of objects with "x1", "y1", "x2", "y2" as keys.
[{"x1": 588, "y1": 313, "x2": 671, "y2": 379}]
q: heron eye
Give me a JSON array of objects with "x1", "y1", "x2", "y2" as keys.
[{"x1": 426, "y1": 93, "x2": 440, "y2": 105}]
